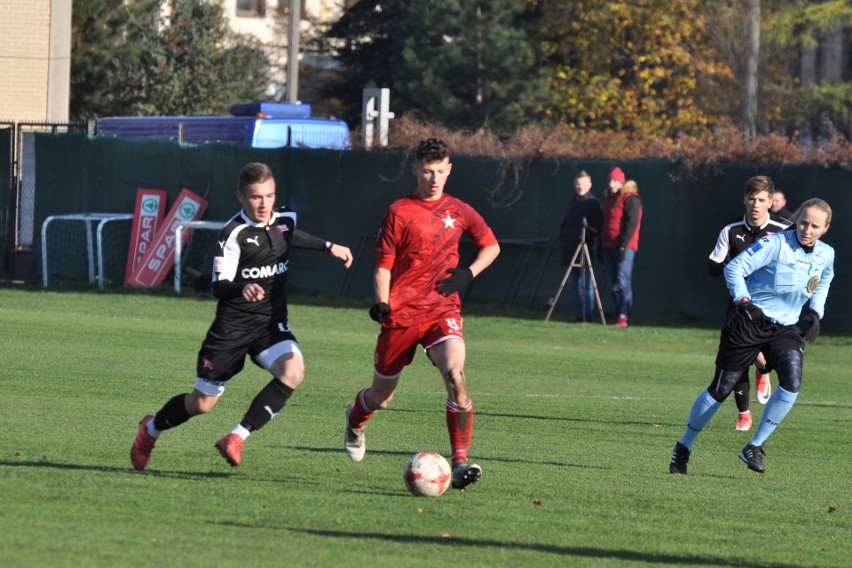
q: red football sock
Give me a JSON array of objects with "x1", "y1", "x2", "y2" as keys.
[
  {"x1": 446, "y1": 399, "x2": 473, "y2": 463},
  {"x1": 348, "y1": 388, "x2": 376, "y2": 429}
]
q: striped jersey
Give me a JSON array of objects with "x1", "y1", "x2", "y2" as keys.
[
  {"x1": 709, "y1": 213, "x2": 790, "y2": 267},
  {"x1": 211, "y1": 208, "x2": 298, "y2": 321}
]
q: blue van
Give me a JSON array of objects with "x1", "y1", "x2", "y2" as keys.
[{"x1": 95, "y1": 102, "x2": 351, "y2": 150}]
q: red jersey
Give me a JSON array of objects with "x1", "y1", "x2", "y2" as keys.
[{"x1": 376, "y1": 191, "x2": 497, "y2": 327}]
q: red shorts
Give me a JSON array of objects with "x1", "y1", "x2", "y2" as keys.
[{"x1": 374, "y1": 313, "x2": 464, "y2": 378}]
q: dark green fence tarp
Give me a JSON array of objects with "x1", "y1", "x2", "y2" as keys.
[
  {"x1": 33, "y1": 133, "x2": 851, "y2": 331},
  {"x1": 0, "y1": 125, "x2": 13, "y2": 269}
]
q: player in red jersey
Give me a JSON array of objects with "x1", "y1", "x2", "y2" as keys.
[{"x1": 344, "y1": 138, "x2": 500, "y2": 491}]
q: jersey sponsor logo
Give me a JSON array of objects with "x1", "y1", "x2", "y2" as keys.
[
  {"x1": 747, "y1": 241, "x2": 763, "y2": 255},
  {"x1": 241, "y1": 260, "x2": 289, "y2": 279}
]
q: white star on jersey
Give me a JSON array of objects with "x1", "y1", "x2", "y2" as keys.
[{"x1": 442, "y1": 213, "x2": 456, "y2": 229}]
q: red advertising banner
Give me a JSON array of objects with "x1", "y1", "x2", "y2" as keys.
[
  {"x1": 124, "y1": 189, "x2": 168, "y2": 285},
  {"x1": 127, "y1": 188, "x2": 209, "y2": 287}
]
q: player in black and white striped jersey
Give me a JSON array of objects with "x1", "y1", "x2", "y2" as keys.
[
  {"x1": 131, "y1": 162, "x2": 353, "y2": 471},
  {"x1": 707, "y1": 175, "x2": 790, "y2": 431}
]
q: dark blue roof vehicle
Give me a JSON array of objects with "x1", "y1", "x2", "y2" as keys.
[{"x1": 96, "y1": 102, "x2": 350, "y2": 150}]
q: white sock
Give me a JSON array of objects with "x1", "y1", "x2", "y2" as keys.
[
  {"x1": 231, "y1": 424, "x2": 251, "y2": 440},
  {"x1": 146, "y1": 419, "x2": 161, "y2": 438}
]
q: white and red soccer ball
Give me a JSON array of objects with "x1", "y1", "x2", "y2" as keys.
[{"x1": 403, "y1": 452, "x2": 451, "y2": 497}]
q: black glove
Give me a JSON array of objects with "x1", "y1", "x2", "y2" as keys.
[
  {"x1": 619, "y1": 246, "x2": 626, "y2": 261},
  {"x1": 797, "y1": 309, "x2": 820, "y2": 342},
  {"x1": 436, "y1": 267, "x2": 474, "y2": 296},
  {"x1": 736, "y1": 298, "x2": 767, "y2": 323},
  {"x1": 369, "y1": 302, "x2": 391, "y2": 323}
]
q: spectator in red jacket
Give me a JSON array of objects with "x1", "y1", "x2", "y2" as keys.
[{"x1": 601, "y1": 168, "x2": 643, "y2": 327}]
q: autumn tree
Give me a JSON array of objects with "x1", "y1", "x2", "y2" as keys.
[
  {"x1": 765, "y1": 0, "x2": 852, "y2": 139},
  {"x1": 532, "y1": 0, "x2": 732, "y2": 139}
]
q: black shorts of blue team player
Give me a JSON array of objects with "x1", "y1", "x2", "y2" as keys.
[
  {"x1": 715, "y1": 309, "x2": 804, "y2": 371},
  {"x1": 196, "y1": 315, "x2": 298, "y2": 384}
]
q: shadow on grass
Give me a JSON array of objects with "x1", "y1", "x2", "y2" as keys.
[
  {"x1": 481, "y1": 410, "x2": 663, "y2": 428},
  {"x1": 215, "y1": 523, "x2": 797, "y2": 567},
  {"x1": 0, "y1": 459, "x2": 232, "y2": 479},
  {"x1": 361, "y1": 406, "x2": 677, "y2": 429},
  {"x1": 289, "y1": 445, "x2": 610, "y2": 471}
]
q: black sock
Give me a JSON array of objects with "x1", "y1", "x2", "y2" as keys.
[
  {"x1": 153, "y1": 394, "x2": 192, "y2": 432},
  {"x1": 240, "y1": 380, "x2": 294, "y2": 432},
  {"x1": 756, "y1": 365, "x2": 767, "y2": 375},
  {"x1": 733, "y1": 378, "x2": 750, "y2": 413}
]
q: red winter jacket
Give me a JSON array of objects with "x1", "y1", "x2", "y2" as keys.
[{"x1": 601, "y1": 192, "x2": 642, "y2": 250}]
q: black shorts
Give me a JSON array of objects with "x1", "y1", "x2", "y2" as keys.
[
  {"x1": 715, "y1": 311, "x2": 803, "y2": 371},
  {"x1": 196, "y1": 316, "x2": 298, "y2": 383}
]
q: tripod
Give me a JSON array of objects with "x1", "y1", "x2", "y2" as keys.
[{"x1": 545, "y1": 220, "x2": 605, "y2": 324}]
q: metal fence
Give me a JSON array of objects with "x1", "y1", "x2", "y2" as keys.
[{"x1": 0, "y1": 121, "x2": 86, "y2": 273}]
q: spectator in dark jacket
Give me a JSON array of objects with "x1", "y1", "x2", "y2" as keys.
[
  {"x1": 770, "y1": 189, "x2": 794, "y2": 223},
  {"x1": 559, "y1": 170, "x2": 603, "y2": 322},
  {"x1": 601, "y1": 168, "x2": 642, "y2": 327}
]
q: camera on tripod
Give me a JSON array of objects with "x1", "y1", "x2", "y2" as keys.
[{"x1": 545, "y1": 215, "x2": 604, "y2": 324}]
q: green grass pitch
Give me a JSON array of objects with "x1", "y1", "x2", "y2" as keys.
[{"x1": 0, "y1": 286, "x2": 849, "y2": 567}]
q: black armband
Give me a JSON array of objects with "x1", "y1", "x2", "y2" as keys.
[{"x1": 291, "y1": 229, "x2": 330, "y2": 251}]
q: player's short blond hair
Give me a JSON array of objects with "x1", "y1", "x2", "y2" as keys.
[
  {"x1": 238, "y1": 162, "x2": 274, "y2": 194},
  {"x1": 793, "y1": 198, "x2": 832, "y2": 225}
]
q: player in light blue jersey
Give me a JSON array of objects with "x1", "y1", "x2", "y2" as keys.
[{"x1": 670, "y1": 198, "x2": 834, "y2": 474}]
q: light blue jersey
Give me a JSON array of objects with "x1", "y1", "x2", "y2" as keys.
[{"x1": 724, "y1": 230, "x2": 834, "y2": 325}]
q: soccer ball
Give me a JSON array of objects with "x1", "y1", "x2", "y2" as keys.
[{"x1": 403, "y1": 452, "x2": 452, "y2": 497}]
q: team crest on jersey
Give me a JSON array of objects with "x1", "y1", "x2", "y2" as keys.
[{"x1": 806, "y1": 275, "x2": 819, "y2": 293}]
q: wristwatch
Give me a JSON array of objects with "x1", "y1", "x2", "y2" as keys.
[{"x1": 325, "y1": 241, "x2": 333, "y2": 252}]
